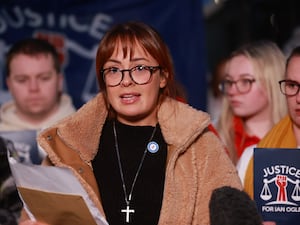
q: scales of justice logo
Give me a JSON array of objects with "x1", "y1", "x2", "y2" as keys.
[{"x1": 260, "y1": 168, "x2": 300, "y2": 206}]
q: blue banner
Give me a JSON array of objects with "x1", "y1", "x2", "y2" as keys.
[
  {"x1": 254, "y1": 148, "x2": 300, "y2": 225},
  {"x1": 0, "y1": 0, "x2": 206, "y2": 110}
]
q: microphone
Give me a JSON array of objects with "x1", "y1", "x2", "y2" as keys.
[{"x1": 209, "y1": 186, "x2": 263, "y2": 225}]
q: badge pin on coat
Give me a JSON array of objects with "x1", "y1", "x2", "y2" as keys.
[{"x1": 147, "y1": 141, "x2": 159, "y2": 153}]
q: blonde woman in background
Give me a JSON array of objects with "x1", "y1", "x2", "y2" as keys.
[
  {"x1": 216, "y1": 40, "x2": 287, "y2": 165},
  {"x1": 241, "y1": 45, "x2": 300, "y2": 225}
]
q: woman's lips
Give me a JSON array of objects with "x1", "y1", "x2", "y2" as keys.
[
  {"x1": 120, "y1": 93, "x2": 140, "y2": 104},
  {"x1": 229, "y1": 100, "x2": 241, "y2": 107},
  {"x1": 294, "y1": 108, "x2": 300, "y2": 116}
]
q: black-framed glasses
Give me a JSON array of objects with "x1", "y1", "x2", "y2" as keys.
[
  {"x1": 219, "y1": 78, "x2": 256, "y2": 94},
  {"x1": 279, "y1": 80, "x2": 300, "y2": 96},
  {"x1": 101, "y1": 65, "x2": 161, "y2": 87}
]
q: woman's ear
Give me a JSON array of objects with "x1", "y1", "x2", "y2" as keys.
[
  {"x1": 58, "y1": 73, "x2": 64, "y2": 92},
  {"x1": 159, "y1": 71, "x2": 168, "y2": 88}
]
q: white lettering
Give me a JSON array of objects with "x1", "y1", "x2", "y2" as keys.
[
  {"x1": 263, "y1": 206, "x2": 300, "y2": 213},
  {"x1": 2, "y1": 6, "x2": 24, "y2": 28},
  {"x1": 24, "y1": 8, "x2": 42, "y2": 27},
  {"x1": 69, "y1": 15, "x2": 88, "y2": 32},
  {"x1": 89, "y1": 14, "x2": 112, "y2": 39},
  {"x1": 0, "y1": 15, "x2": 7, "y2": 33},
  {"x1": 0, "y1": 5, "x2": 113, "y2": 38},
  {"x1": 274, "y1": 206, "x2": 285, "y2": 212},
  {"x1": 262, "y1": 206, "x2": 274, "y2": 212},
  {"x1": 286, "y1": 207, "x2": 300, "y2": 212},
  {"x1": 58, "y1": 14, "x2": 67, "y2": 28},
  {"x1": 263, "y1": 165, "x2": 300, "y2": 178},
  {"x1": 47, "y1": 13, "x2": 55, "y2": 28}
]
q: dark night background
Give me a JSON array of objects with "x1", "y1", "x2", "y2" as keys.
[{"x1": 204, "y1": 0, "x2": 300, "y2": 73}]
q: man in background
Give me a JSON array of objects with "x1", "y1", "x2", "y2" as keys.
[
  {"x1": 0, "y1": 38, "x2": 75, "y2": 131},
  {"x1": 0, "y1": 38, "x2": 76, "y2": 225}
]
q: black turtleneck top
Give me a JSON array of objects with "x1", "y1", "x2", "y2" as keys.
[{"x1": 92, "y1": 119, "x2": 167, "y2": 225}]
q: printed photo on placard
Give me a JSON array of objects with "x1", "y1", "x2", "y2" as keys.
[{"x1": 0, "y1": 130, "x2": 40, "y2": 164}]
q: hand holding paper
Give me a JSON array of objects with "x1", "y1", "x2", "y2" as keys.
[{"x1": 8, "y1": 159, "x2": 108, "y2": 225}]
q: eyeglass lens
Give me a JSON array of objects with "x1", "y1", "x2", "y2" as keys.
[
  {"x1": 280, "y1": 80, "x2": 300, "y2": 96},
  {"x1": 102, "y1": 65, "x2": 160, "y2": 86},
  {"x1": 221, "y1": 78, "x2": 255, "y2": 94}
]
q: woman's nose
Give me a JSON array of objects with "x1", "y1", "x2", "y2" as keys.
[{"x1": 120, "y1": 71, "x2": 133, "y2": 87}]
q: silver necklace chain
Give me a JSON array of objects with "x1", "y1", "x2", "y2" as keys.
[{"x1": 113, "y1": 121, "x2": 157, "y2": 223}]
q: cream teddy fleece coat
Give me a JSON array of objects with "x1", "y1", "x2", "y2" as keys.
[{"x1": 32, "y1": 93, "x2": 242, "y2": 225}]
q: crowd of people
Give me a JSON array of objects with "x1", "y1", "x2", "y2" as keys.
[
  {"x1": 213, "y1": 39, "x2": 300, "y2": 225},
  {"x1": 1, "y1": 19, "x2": 299, "y2": 225}
]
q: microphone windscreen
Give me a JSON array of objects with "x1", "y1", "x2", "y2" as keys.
[{"x1": 209, "y1": 186, "x2": 262, "y2": 225}]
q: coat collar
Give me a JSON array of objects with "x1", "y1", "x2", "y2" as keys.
[{"x1": 39, "y1": 93, "x2": 211, "y2": 163}]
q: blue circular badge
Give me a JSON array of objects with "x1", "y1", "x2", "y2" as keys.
[{"x1": 147, "y1": 141, "x2": 159, "y2": 153}]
